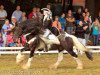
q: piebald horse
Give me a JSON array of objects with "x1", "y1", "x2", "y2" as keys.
[
  {"x1": 13, "y1": 8, "x2": 93, "y2": 70},
  {"x1": 13, "y1": 19, "x2": 93, "y2": 70}
]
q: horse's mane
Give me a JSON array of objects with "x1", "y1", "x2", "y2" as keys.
[
  {"x1": 17, "y1": 18, "x2": 43, "y2": 34},
  {"x1": 19, "y1": 18, "x2": 42, "y2": 29}
]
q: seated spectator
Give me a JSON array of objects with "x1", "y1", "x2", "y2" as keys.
[
  {"x1": 7, "y1": 31, "x2": 16, "y2": 47},
  {"x1": 91, "y1": 19, "x2": 100, "y2": 45},
  {"x1": 19, "y1": 12, "x2": 27, "y2": 23},
  {"x1": 12, "y1": 5, "x2": 22, "y2": 22},
  {"x1": 1, "y1": 19, "x2": 13, "y2": 47},
  {"x1": 21, "y1": 35, "x2": 26, "y2": 46},
  {"x1": 0, "y1": 32, "x2": 3, "y2": 47},
  {"x1": 59, "y1": 13, "x2": 66, "y2": 31},
  {"x1": 0, "y1": 5, "x2": 7, "y2": 30},
  {"x1": 52, "y1": 16, "x2": 62, "y2": 36},
  {"x1": 28, "y1": 7, "x2": 38, "y2": 19}
]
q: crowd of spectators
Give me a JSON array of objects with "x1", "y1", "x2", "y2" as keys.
[{"x1": 0, "y1": 3, "x2": 100, "y2": 48}]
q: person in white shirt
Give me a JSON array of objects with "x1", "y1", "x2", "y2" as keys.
[
  {"x1": 0, "y1": 5, "x2": 7, "y2": 30},
  {"x1": 12, "y1": 5, "x2": 22, "y2": 22}
]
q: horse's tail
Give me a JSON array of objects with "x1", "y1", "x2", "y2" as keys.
[{"x1": 85, "y1": 51, "x2": 93, "y2": 61}]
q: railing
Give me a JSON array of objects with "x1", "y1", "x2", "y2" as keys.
[{"x1": 0, "y1": 46, "x2": 100, "y2": 55}]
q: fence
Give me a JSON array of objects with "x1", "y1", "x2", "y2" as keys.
[{"x1": 0, "y1": 46, "x2": 100, "y2": 55}]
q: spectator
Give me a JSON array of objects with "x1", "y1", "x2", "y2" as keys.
[
  {"x1": 46, "y1": 3, "x2": 52, "y2": 20},
  {"x1": 52, "y1": 16, "x2": 62, "y2": 30},
  {"x1": 66, "y1": 10, "x2": 75, "y2": 34},
  {"x1": 36, "y1": 7, "x2": 43, "y2": 20},
  {"x1": 59, "y1": 13, "x2": 66, "y2": 31},
  {"x1": 86, "y1": 12, "x2": 92, "y2": 24},
  {"x1": 98, "y1": 33, "x2": 100, "y2": 45},
  {"x1": 80, "y1": 12, "x2": 86, "y2": 21},
  {"x1": 91, "y1": 19, "x2": 100, "y2": 45},
  {"x1": 84, "y1": 8, "x2": 89, "y2": 13},
  {"x1": 28, "y1": 7, "x2": 38, "y2": 19},
  {"x1": 75, "y1": 21, "x2": 86, "y2": 45},
  {"x1": 46, "y1": 3, "x2": 51, "y2": 10},
  {"x1": 52, "y1": 16, "x2": 62, "y2": 36},
  {"x1": 12, "y1": 5, "x2": 22, "y2": 22},
  {"x1": 0, "y1": 32, "x2": 3, "y2": 47},
  {"x1": 19, "y1": 12, "x2": 27, "y2": 23},
  {"x1": 75, "y1": 8, "x2": 82, "y2": 21},
  {"x1": 83, "y1": 16, "x2": 90, "y2": 45},
  {"x1": 0, "y1": 5, "x2": 7, "y2": 30},
  {"x1": 16, "y1": 38, "x2": 23, "y2": 47},
  {"x1": 1, "y1": 19, "x2": 13, "y2": 47},
  {"x1": 97, "y1": 11, "x2": 100, "y2": 22},
  {"x1": 11, "y1": 16, "x2": 17, "y2": 26},
  {"x1": 7, "y1": 31, "x2": 16, "y2": 47}
]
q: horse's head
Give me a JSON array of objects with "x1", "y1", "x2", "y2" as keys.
[{"x1": 41, "y1": 8, "x2": 52, "y2": 22}]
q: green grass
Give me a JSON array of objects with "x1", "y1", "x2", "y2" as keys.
[{"x1": 0, "y1": 54, "x2": 100, "y2": 75}]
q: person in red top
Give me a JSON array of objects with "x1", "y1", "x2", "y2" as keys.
[
  {"x1": 52, "y1": 16, "x2": 62, "y2": 36},
  {"x1": 28, "y1": 7, "x2": 37, "y2": 19}
]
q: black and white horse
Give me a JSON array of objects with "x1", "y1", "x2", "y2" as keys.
[{"x1": 13, "y1": 9, "x2": 93, "y2": 70}]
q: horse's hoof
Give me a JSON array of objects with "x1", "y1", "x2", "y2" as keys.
[
  {"x1": 76, "y1": 65, "x2": 83, "y2": 69},
  {"x1": 49, "y1": 64, "x2": 58, "y2": 69},
  {"x1": 16, "y1": 55, "x2": 25, "y2": 64},
  {"x1": 22, "y1": 64, "x2": 30, "y2": 70}
]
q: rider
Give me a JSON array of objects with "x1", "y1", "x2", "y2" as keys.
[{"x1": 41, "y1": 6, "x2": 52, "y2": 30}]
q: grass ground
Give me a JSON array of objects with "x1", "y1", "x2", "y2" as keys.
[{"x1": 0, "y1": 53, "x2": 100, "y2": 75}]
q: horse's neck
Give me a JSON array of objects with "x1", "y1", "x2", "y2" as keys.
[{"x1": 43, "y1": 14, "x2": 48, "y2": 22}]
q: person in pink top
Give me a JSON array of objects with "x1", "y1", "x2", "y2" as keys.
[{"x1": 7, "y1": 31, "x2": 15, "y2": 47}]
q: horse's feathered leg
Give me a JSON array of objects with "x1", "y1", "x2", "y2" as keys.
[
  {"x1": 22, "y1": 36, "x2": 40, "y2": 69},
  {"x1": 49, "y1": 51, "x2": 63, "y2": 69},
  {"x1": 22, "y1": 50, "x2": 34, "y2": 69},
  {"x1": 67, "y1": 50, "x2": 83, "y2": 69},
  {"x1": 60, "y1": 36, "x2": 83, "y2": 69},
  {"x1": 73, "y1": 57, "x2": 83, "y2": 69},
  {"x1": 16, "y1": 51, "x2": 25, "y2": 65},
  {"x1": 16, "y1": 43, "x2": 30, "y2": 65},
  {"x1": 16, "y1": 36, "x2": 37, "y2": 65}
]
